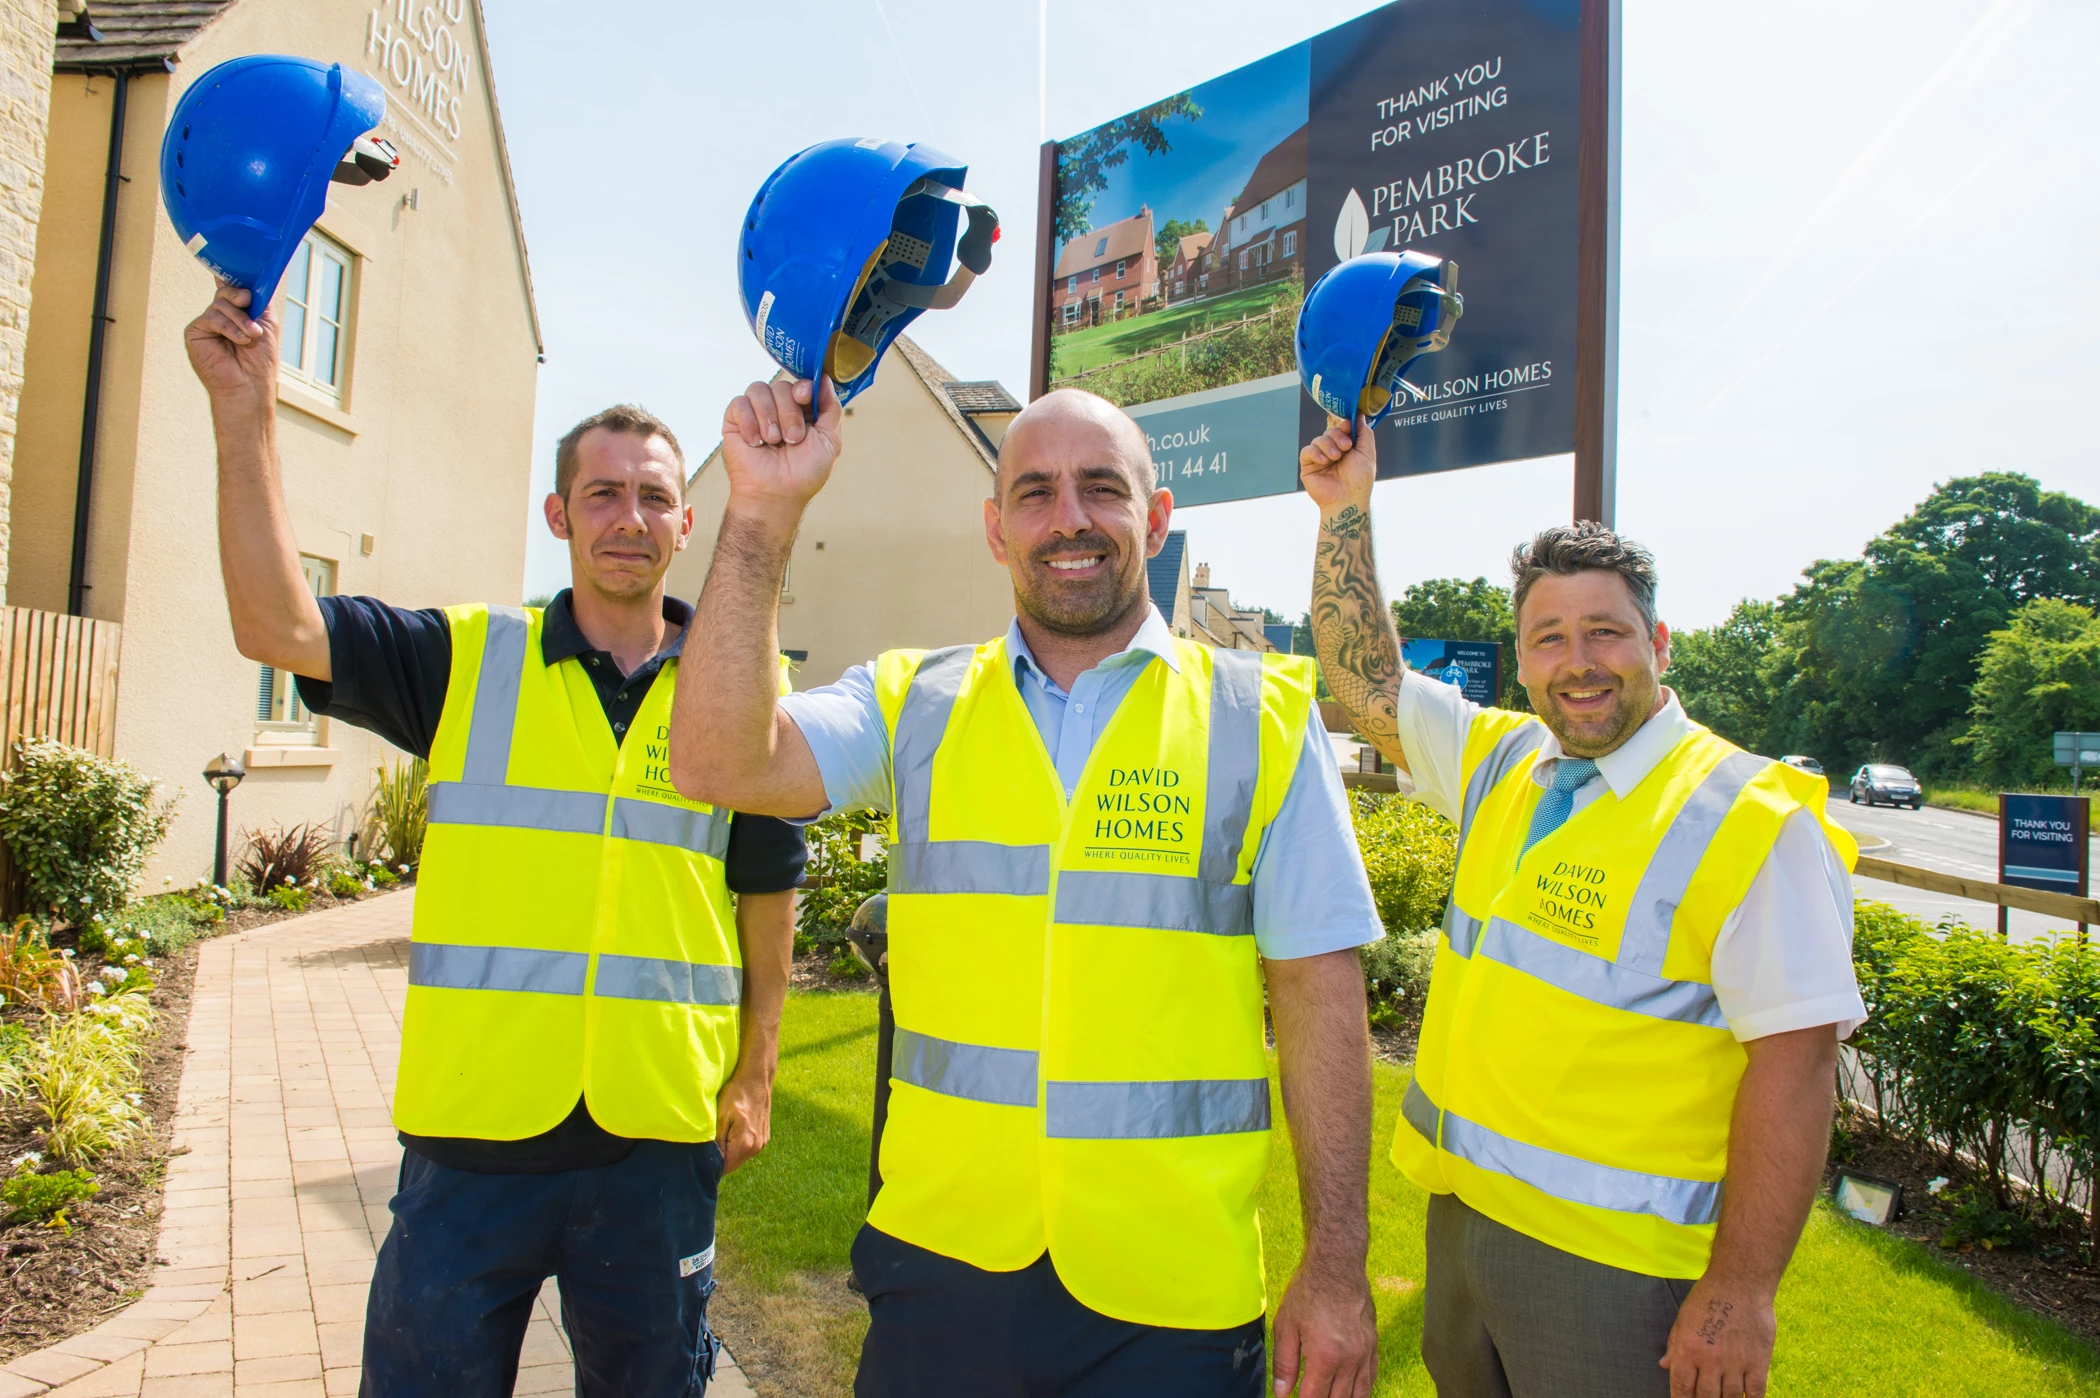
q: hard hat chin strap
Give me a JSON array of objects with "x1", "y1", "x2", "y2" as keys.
[{"x1": 883, "y1": 186, "x2": 998, "y2": 311}]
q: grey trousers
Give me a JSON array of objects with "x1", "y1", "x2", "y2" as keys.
[{"x1": 1422, "y1": 1193, "x2": 1692, "y2": 1398}]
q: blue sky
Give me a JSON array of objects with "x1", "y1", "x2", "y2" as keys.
[
  {"x1": 486, "y1": 0, "x2": 2099, "y2": 632},
  {"x1": 1074, "y1": 43, "x2": 1307, "y2": 247}
]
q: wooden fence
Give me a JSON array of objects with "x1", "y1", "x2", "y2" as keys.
[{"x1": 0, "y1": 606, "x2": 121, "y2": 759}]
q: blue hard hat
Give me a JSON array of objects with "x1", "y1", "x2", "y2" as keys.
[
  {"x1": 160, "y1": 56, "x2": 396, "y2": 313},
  {"x1": 739, "y1": 139, "x2": 999, "y2": 403},
  {"x1": 1296, "y1": 251, "x2": 1463, "y2": 425}
]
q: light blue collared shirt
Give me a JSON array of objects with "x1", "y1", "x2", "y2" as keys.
[{"x1": 779, "y1": 606, "x2": 1381, "y2": 960}]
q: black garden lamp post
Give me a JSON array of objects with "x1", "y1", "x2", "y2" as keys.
[{"x1": 203, "y1": 752, "x2": 245, "y2": 888}]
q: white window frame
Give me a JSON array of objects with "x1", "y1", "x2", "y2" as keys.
[
  {"x1": 1282, "y1": 230, "x2": 1298, "y2": 258},
  {"x1": 277, "y1": 230, "x2": 355, "y2": 403},
  {"x1": 255, "y1": 555, "x2": 336, "y2": 744},
  {"x1": 1116, "y1": 259, "x2": 1127, "y2": 279}
]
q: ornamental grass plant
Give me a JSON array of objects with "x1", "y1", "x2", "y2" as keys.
[
  {"x1": 364, "y1": 757, "x2": 429, "y2": 871},
  {"x1": 11, "y1": 988, "x2": 157, "y2": 1163}
]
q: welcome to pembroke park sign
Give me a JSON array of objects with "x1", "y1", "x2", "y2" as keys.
[{"x1": 1026, "y1": 0, "x2": 1622, "y2": 524}]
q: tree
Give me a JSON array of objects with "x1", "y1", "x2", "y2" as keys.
[
  {"x1": 1389, "y1": 577, "x2": 1522, "y2": 707},
  {"x1": 1054, "y1": 95, "x2": 1203, "y2": 244},
  {"x1": 1768, "y1": 473, "x2": 2100, "y2": 776},
  {"x1": 1668, "y1": 600, "x2": 1781, "y2": 753},
  {"x1": 1154, "y1": 217, "x2": 1208, "y2": 274},
  {"x1": 1961, "y1": 599, "x2": 2100, "y2": 787}
]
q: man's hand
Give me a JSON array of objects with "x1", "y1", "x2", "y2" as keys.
[
  {"x1": 720, "y1": 376, "x2": 844, "y2": 524},
  {"x1": 1661, "y1": 1275, "x2": 1777, "y2": 1398},
  {"x1": 185, "y1": 283, "x2": 279, "y2": 409},
  {"x1": 1299, "y1": 414, "x2": 1376, "y2": 518},
  {"x1": 714, "y1": 1069, "x2": 773, "y2": 1174},
  {"x1": 1271, "y1": 1261, "x2": 1377, "y2": 1398}
]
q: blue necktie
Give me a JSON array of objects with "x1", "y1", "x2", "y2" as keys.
[{"x1": 1524, "y1": 758, "x2": 1600, "y2": 855}]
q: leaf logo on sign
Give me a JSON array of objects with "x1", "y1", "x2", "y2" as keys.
[{"x1": 1334, "y1": 188, "x2": 1371, "y2": 261}]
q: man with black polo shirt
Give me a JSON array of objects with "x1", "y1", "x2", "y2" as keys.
[{"x1": 186, "y1": 282, "x2": 804, "y2": 1397}]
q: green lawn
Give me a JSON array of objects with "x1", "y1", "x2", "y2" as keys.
[
  {"x1": 719, "y1": 990, "x2": 2100, "y2": 1396},
  {"x1": 1051, "y1": 280, "x2": 1295, "y2": 378}
]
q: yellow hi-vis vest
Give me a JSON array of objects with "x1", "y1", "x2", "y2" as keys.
[
  {"x1": 1392, "y1": 710, "x2": 1857, "y2": 1278},
  {"x1": 870, "y1": 635, "x2": 1315, "y2": 1329},
  {"x1": 394, "y1": 604, "x2": 743, "y2": 1143}
]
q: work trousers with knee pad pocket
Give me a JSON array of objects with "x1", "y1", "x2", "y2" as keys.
[
  {"x1": 361, "y1": 1140, "x2": 723, "y2": 1398},
  {"x1": 1423, "y1": 1192, "x2": 1691, "y2": 1398}
]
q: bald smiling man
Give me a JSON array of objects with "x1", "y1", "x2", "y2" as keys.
[{"x1": 669, "y1": 380, "x2": 1385, "y2": 1398}]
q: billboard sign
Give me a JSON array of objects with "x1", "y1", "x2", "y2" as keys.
[
  {"x1": 1036, "y1": 0, "x2": 1590, "y2": 508},
  {"x1": 1402, "y1": 637, "x2": 1501, "y2": 707},
  {"x1": 1999, "y1": 793, "x2": 2090, "y2": 897}
]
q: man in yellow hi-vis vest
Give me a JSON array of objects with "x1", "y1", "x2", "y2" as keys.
[
  {"x1": 188, "y1": 283, "x2": 803, "y2": 1396},
  {"x1": 1300, "y1": 417, "x2": 1864, "y2": 1398},
  {"x1": 669, "y1": 375, "x2": 1384, "y2": 1398}
]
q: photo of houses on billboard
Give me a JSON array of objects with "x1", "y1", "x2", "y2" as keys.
[{"x1": 1045, "y1": 44, "x2": 1311, "y2": 415}]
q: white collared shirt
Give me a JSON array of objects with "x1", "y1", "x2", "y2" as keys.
[{"x1": 1391, "y1": 672, "x2": 1865, "y2": 1042}]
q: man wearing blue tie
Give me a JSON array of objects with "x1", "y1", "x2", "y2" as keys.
[{"x1": 1300, "y1": 417, "x2": 1865, "y2": 1398}]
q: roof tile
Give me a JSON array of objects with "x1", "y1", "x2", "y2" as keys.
[{"x1": 58, "y1": 1, "x2": 235, "y2": 69}]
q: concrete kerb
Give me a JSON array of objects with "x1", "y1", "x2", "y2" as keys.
[{"x1": 0, "y1": 891, "x2": 754, "y2": 1397}]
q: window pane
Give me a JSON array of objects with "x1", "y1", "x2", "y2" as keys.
[
  {"x1": 312, "y1": 254, "x2": 345, "y2": 387},
  {"x1": 280, "y1": 245, "x2": 309, "y2": 372}
]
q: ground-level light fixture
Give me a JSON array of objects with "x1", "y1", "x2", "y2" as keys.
[
  {"x1": 203, "y1": 753, "x2": 245, "y2": 888},
  {"x1": 1832, "y1": 1168, "x2": 1904, "y2": 1227}
]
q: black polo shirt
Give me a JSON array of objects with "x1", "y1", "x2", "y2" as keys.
[{"x1": 297, "y1": 589, "x2": 806, "y2": 1173}]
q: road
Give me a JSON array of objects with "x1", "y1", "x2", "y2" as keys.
[{"x1": 1824, "y1": 796, "x2": 2094, "y2": 945}]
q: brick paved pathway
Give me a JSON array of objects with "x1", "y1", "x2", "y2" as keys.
[{"x1": 0, "y1": 892, "x2": 754, "y2": 1397}]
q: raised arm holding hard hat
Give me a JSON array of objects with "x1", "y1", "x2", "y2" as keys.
[
  {"x1": 178, "y1": 82, "x2": 805, "y2": 1386},
  {"x1": 1299, "y1": 413, "x2": 1866, "y2": 1398},
  {"x1": 671, "y1": 369, "x2": 1383, "y2": 1395}
]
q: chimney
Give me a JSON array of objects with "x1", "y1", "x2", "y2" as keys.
[{"x1": 1193, "y1": 563, "x2": 1211, "y2": 588}]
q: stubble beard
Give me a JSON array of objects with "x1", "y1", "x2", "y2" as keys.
[
  {"x1": 1536, "y1": 670, "x2": 1659, "y2": 760},
  {"x1": 1014, "y1": 547, "x2": 1146, "y2": 637}
]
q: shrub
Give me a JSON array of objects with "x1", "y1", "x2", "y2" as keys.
[
  {"x1": 266, "y1": 884, "x2": 313, "y2": 914},
  {"x1": 366, "y1": 860, "x2": 399, "y2": 888},
  {"x1": 238, "y1": 823, "x2": 330, "y2": 895},
  {"x1": 1, "y1": 1162, "x2": 99, "y2": 1233},
  {"x1": 0, "y1": 739, "x2": 175, "y2": 927},
  {"x1": 0, "y1": 918, "x2": 83, "y2": 1012},
  {"x1": 1361, "y1": 927, "x2": 1437, "y2": 1028},
  {"x1": 325, "y1": 865, "x2": 370, "y2": 898},
  {"x1": 118, "y1": 892, "x2": 223, "y2": 958},
  {"x1": 1847, "y1": 901, "x2": 2100, "y2": 1254},
  {"x1": 797, "y1": 810, "x2": 889, "y2": 953},
  {"x1": 365, "y1": 758, "x2": 429, "y2": 871},
  {"x1": 1350, "y1": 792, "x2": 1458, "y2": 938}
]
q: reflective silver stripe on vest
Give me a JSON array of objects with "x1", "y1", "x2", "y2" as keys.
[
  {"x1": 1443, "y1": 1106, "x2": 1727, "y2": 1226},
  {"x1": 1616, "y1": 750, "x2": 1770, "y2": 976},
  {"x1": 1402, "y1": 1078, "x2": 1441, "y2": 1144},
  {"x1": 1407, "y1": 1081, "x2": 1722, "y2": 1226},
  {"x1": 893, "y1": 1027, "x2": 1039, "y2": 1107},
  {"x1": 1458, "y1": 723, "x2": 1548, "y2": 845},
  {"x1": 1201, "y1": 649, "x2": 1265, "y2": 884},
  {"x1": 1477, "y1": 917, "x2": 1727, "y2": 1028},
  {"x1": 409, "y1": 942, "x2": 588, "y2": 995},
  {"x1": 594, "y1": 954, "x2": 742, "y2": 1006},
  {"x1": 1045, "y1": 1078, "x2": 1271, "y2": 1139},
  {"x1": 461, "y1": 607, "x2": 530, "y2": 786},
  {"x1": 890, "y1": 839, "x2": 1051, "y2": 896},
  {"x1": 892, "y1": 645, "x2": 977, "y2": 839},
  {"x1": 1441, "y1": 901, "x2": 1485, "y2": 959},
  {"x1": 427, "y1": 782, "x2": 607, "y2": 835},
  {"x1": 608, "y1": 799, "x2": 733, "y2": 859},
  {"x1": 1053, "y1": 870, "x2": 1253, "y2": 936}
]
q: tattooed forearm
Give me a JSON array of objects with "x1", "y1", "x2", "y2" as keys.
[{"x1": 1311, "y1": 508, "x2": 1404, "y2": 760}]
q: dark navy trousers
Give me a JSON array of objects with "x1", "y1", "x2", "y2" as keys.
[
  {"x1": 361, "y1": 1140, "x2": 724, "y2": 1397},
  {"x1": 851, "y1": 1225, "x2": 1267, "y2": 1397}
]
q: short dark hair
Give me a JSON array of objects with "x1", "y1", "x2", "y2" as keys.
[
  {"x1": 1510, "y1": 522, "x2": 1659, "y2": 633},
  {"x1": 554, "y1": 404, "x2": 685, "y2": 500}
]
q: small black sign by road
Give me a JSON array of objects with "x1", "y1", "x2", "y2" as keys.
[{"x1": 1998, "y1": 791, "x2": 2090, "y2": 937}]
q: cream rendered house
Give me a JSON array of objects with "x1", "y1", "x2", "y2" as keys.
[
  {"x1": 669, "y1": 338, "x2": 1022, "y2": 690},
  {"x1": 11, "y1": 0, "x2": 539, "y2": 884}
]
